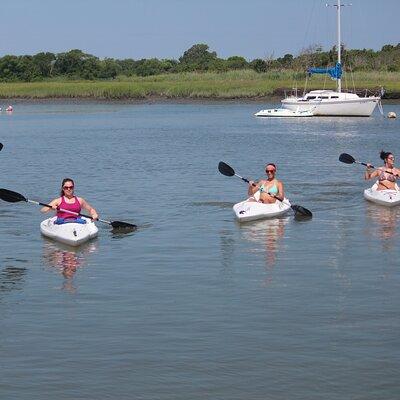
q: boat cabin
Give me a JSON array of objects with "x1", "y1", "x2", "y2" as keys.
[{"x1": 297, "y1": 90, "x2": 359, "y2": 102}]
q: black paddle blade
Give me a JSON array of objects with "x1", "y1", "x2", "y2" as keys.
[
  {"x1": 218, "y1": 161, "x2": 235, "y2": 177},
  {"x1": 0, "y1": 188, "x2": 27, "y2": 203},
  {"x1": 110, "y1": 220, "x2": 137, "y2": 230},
  {"x1": 291, "y1": 204, "x2": 312, "y2": 219},
  {"x1": 0, "y1": 143, "x2": 3, "y2": 151},
  {"x1": 339, "y1": 153, "x2": 355, "y2": 164}
]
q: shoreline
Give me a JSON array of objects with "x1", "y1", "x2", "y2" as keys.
[
  {"x1": 0, "y1": 71, "x2": 398, "y2": 102},
  {"x1": 1, "y1": 96, "x2": 399, "y2": 105},
  {"x1": 0, "y1": 96, "x2": 283, "y2": 105}
]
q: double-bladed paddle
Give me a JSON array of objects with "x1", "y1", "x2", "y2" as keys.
[
  {"x1": 218, "y1": 161, "x2": 312, "y2": 218},
  {"x1": 0, "y1": 188, "x2": 137, "y2": 230},
  {"x1": 339, "y1": 153, "x2": 399, "y2": 177}
]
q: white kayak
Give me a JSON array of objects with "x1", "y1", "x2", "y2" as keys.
[
  {"x1": 364, "y1": 183, "x2": 400, "y2": 207},
  {"x1": 233, "y1": 197, "x2": 291, "y2": 222},
  {"x1": 40, "y1": 217, "x2": 98, "y2": 246}
]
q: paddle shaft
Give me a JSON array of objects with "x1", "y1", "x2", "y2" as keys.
[
  {"x1": 234, "y1": 173, "x2": 255, "y2": 186},
  {"x1": 354, "y1": 160, "x2": 370, "y2": 168},
  {"x1": 354, "y1": 160, "x2": 398, "y2": 177}
]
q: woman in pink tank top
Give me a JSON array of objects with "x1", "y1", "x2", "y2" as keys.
[{"x1": 40, "y1": 178, "x2": 99, "y2": 222}]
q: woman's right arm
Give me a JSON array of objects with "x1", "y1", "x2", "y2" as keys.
[
  {"x1": 364, "y1": 165, "x2": 379, "y2": 180},
  {"x1": 41, "y1": 198, "x2": 59, "y2": 213},
  {"x1": 248, "y1": 180, "x2": 259, "y2": 196}
]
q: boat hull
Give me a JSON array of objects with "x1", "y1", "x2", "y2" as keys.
[
  {"x1": 233, "y1": 198, "x2": 291, "y2": 222},
  {"x1": 40, "y1": 217, "x2": 99, "y2": 246},
  {"x1": 364, "y1": 184, "x2": 400, "y2": 207},
  {"x1": 281, "y1": 96, "x2": 379, "y2": 116}
]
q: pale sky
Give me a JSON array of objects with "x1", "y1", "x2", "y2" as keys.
[{"x1": 0, "y1": 0, "x2": 398, "y2": 60}]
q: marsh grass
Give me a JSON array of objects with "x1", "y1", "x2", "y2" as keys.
[{"x1": 0, "y1": 70, "x2": 398, "y2": 99}]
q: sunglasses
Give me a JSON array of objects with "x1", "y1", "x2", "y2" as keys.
[
  {"x1": 265, "y1": 170, "x2": 276, "y2": 173},
  {"x1": 63, "y1": 186, "x2": 74, "y2": 190}
]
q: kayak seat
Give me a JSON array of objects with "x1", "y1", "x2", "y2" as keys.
[{"x1": 54, "y1": 217, "x2": 87, "y2": 225}]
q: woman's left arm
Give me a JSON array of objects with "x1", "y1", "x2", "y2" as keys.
[
  {"x1": 276, "y1": 181, "x2": 285, "y2": 202},
  {"x1": 79, "y1": 197, "x2": 99, "y2": 220}
]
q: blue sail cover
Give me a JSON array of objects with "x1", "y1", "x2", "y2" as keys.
[{"x1": 307, "y1": 62, "x2": 342, "y2": 80}]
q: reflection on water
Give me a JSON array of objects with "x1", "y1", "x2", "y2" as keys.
[
  {"x1": 111, "y1": 224, "x2": 143, "y2": 239},
  {"x1": 191, "y1": 201, "x2": 234, "y2": 209},
  {"x1": 239, "y1": 217, "x2": 288, "y2": 285},
  {"x1": 365, "y1": 203, "x2": 400, "y2": 250},
  {"x1": 42, "y1": 241, "x2": 98, "y2": 293},
  {"x1": 0, "y1": 266, "x2": 27, "y2": 297},
  {"x1": 219, "y1": 229, "x2": 236, "y2": 277}
]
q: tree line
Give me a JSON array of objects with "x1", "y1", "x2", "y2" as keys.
[{"x1": 0, "y1": 43, "x2": 399, "y2": 82}]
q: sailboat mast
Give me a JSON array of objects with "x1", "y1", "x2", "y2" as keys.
[{"x1": 337, "y1": 0, "x2": 342, "y2": 92}]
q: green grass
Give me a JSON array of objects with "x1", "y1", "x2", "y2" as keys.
[{"x1": 0, "y1": 70, "x2": 398, "y2": 99}]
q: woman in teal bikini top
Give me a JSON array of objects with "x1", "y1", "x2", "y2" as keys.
[{"x1": 248, "y1": 163, "x2": 285, "y2": 204}]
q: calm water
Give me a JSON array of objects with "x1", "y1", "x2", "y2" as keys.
[{"x1": 1, "y1": 101, "x2": 399, "y2": 400}]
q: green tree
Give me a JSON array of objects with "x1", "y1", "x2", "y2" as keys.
[
  {"x1": 276, "y1": 53, "x2": 294, "y2": 68},
  {"x1": 249, "y1": 58, "x2": 267, "y2": 73},
  {"x1": 116, "y1": 59, "x2": 137, "y2": 76},
  {"x1": 381, "y1": 44, "x2": 395, "y2": 52},
  {"x1": 0, "y1": 55, "x2": 40, "y2": 81},
  {"x1": 32, "y1": 52, "x2": 56, "y2": 78},
  {"x1": 0, "y1": 55, "x2": 20, "y2": 81},
  {"x1": 54, "y1": 49, "x2": 100, "y2": 78},
  {"x1": 16, "y1": 55, "x2": 41, "y2": 81},
  {"x1": 99, "y1": 58, "x2": 121, "y2": 79},
  {"x1": 132, "y1": 58, "x2": 178, "y2": 76},
  {"x1": 134, "y1": 58, "x2": 164, "y2": 76},
  {"x1": 208, "y1": 58, "x2": 229, "y2": 72},
  {"x1": 81, "y1": 57, "x2": 101, "y2": 80},
  {"x1": 226, "y1": 56, "x2": 248, "y2": 70},
  {"x1": 159, "y1": 59, "x2": 179, "y2": 73},
  {"x1": 179, "y1": 43, "x2": 218, "y2": 71}
]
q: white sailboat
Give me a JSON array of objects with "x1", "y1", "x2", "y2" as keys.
[{"x1": 280, "y1": 0, "x2": 380, "y2": 117}]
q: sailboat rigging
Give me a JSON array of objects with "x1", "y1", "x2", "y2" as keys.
[{"x1": 279, "y1": 0, "x2": 380, "y2": 117}]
